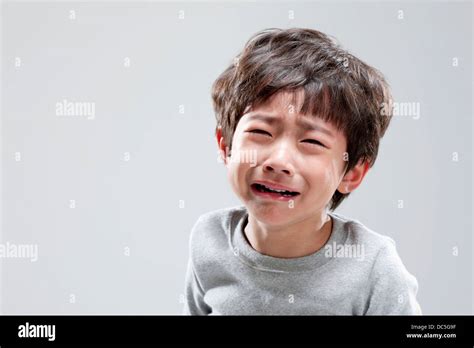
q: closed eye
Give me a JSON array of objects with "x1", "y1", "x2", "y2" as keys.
[
  {"x1": 246, "y1": 130, "x2": 326, "y2": 148},
  {"x1": 247, "y1": 129, "x2": 272, "y2": 137},
  {"x1": 302, "y1": 139, "x2": 326, "y2": 148}
]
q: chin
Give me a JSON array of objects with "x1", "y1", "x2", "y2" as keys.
[{"x1": 246, "y1": 201, "x2": 296, "y2": 225}]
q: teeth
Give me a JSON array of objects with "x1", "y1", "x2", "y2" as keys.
[
  {"x1": 260, "y1": 184, "x2": 294, "y2": 194},
  {"x1": 267, "y1": 187, "x2": 286, "y2": 193}
]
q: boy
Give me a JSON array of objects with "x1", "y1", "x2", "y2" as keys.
[{"x1": 183, "y1": 28, "x2": 421, "y2": 315}]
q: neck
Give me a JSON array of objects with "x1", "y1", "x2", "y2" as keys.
[{"x1": 244, "y1": 210, "x2": 333, "y2": 258}]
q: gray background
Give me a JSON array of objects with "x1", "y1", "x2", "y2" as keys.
[{"x1": 1, "y1": 0, "x2": 472, "y2": 314}]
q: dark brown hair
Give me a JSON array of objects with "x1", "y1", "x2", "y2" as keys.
[{"x1": 212, "y1": 28, "x2": 393, "y2": 211}]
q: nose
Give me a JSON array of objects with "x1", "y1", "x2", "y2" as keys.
[{"x1": 262, "y1": 144, "x2": 295, "y2": 176}]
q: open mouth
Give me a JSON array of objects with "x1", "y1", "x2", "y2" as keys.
[{"x1": 251, "y1": 183, "x2": 300, "y2": 198}]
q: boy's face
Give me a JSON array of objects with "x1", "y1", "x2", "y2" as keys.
[{"x1": 217, "y1": 91, "x2": 364, "y2": 227}]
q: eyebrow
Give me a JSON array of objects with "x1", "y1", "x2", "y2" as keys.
[{"x1": 246, "y1": 113, "x2": 335, "y2": 138}]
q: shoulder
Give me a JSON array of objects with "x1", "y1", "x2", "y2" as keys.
[
  {"x1": 366, "y1": 239, "x2": 420, "y2": 314},
  {"x1": 188, "y1": 205, "x2": 247, "y2": 264},
  {"x1": 338, "y1": 213, "x2": 414, "y2": 281},
  {"x1": 190, "y1": 205, "x2": 247, "y2": 242},
  {"x1": 329, "y1": 211, "x2": 396, "y2": 255},
  {"x1": 193, "y1": 205, "x2": 246, "y2": 228},
  {"x1": 329, "y1": 212, "x2": 420, "y2": 314},
  {"x1": 370, "y1": 238, "x2": 419, "y2": 292}
]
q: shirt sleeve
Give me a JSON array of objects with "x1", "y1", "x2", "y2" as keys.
[
  {"x1": 365, "y1": 240, "x2": 422, "y2": 315},
  {"x1": 182, "y1": 258, "x2": 212, "y2": 315},
  {"x1": 182, "y1": 216, "x2": 212, "y2": 315}
]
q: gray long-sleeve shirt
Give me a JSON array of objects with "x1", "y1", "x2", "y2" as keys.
[{"x1": 183, "y1": 205, "x2": 421, "y2": 315}]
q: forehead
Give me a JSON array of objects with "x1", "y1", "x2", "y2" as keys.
[{"x1": 242, "y1": 90, "x2": 338, "y2": 136}]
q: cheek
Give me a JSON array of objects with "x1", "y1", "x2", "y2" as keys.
[
  {"x1": 323, "y1": 165, "x2": 336, "y2": 185},
  {"x1": 226, "y1": 160, "x2": 248, "y2": 195},
  {"x1": 226, "y1": 161, "x2": 238, "y2": 185},
  {"x1": 230, "y1": 128, "x2": 246, "y2": 149},
  {"x1": 304, "y1": 159, "x2": 340, "y2": 193}
]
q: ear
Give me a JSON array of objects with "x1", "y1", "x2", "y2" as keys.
[
  {"x1": 216, "y1": 126, "x2": 229, "y2": 165},
  {"x1": 337, "y1": 159, "x2": 370, "y2": 194}
]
